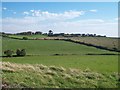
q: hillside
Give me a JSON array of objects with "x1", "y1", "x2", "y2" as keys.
[
  {"x1": 2, "y1": 34, "x2": 119, "y2": 52},
  {"x1": 2, "y1": 37, "x2": 117, "y2": 56},
  {"x1": 70, "y1": 37, "x2": 120, "y2": 52},
  {"x1": 1, "y1": 36, "x2": 119, "y2": 88},
  {"x1": 2, "y1": 62, "x2": 119, "y2": 88}
]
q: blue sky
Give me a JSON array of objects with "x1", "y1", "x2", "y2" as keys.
[
  {"x1": 2, "y1": 0, "x2": 120, "y2": 2},
  {"x1": 2, "y1": 2, "x2": 118, "y2": 37}
]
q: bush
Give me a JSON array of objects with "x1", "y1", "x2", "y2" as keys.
[
  {"x1": 20, "y1": 49, "x2": 26, "y2": 56},
  {"x1": 16, "y1": 49, "x2": 26, "y2": 56},
  {"x1": 23, "y1": 37, "x2": 28, "y2": 40},
  {"x1": 16, "y1": 49, "x2": 21, "y2": 56},
  {"x1": 4, "y1": 50, "x2": 14, "y2": 57}
]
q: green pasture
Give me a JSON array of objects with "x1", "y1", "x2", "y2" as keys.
[
  {"x1": 1, "y1": 37, "x2": 119, "y2": 88},
  {"x1": 3, "y1": 55, "x2": 118, "y2": 73},
  {"x1": 9, "y1": 34, "x2": 47, "y2": 39},
  {"x1": 2, "y1": 37, "x2": 117, "y2": 56},
  {"x1": 2, "y1": 37, "x2": 118, "y2": 73}
]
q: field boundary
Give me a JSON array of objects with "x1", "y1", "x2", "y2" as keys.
[{"x1": 2, "y1": 35, "x2": 120, "y2": 52}]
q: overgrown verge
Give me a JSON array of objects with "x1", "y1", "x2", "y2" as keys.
[{"x1": 1, "y1": 62, "x2": 119, "y2": 88}]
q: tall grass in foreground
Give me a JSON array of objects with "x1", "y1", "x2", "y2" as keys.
[{"x1": 2, "y1": 62, "x2": 119, "y2": 88}]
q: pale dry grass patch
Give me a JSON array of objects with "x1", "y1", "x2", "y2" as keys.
[
  {"x1": 49, "y1": 66, "x2": 66, "y2": 72},
  {"x1": 67, "y1": 68, "x2": 81, "y2": 77},
  {"x1": 45, "y1": 69, "x2": 57, "y2": 76},
  {"x1": 2, "y1": 62, "x2": 119, "y2": 88}
]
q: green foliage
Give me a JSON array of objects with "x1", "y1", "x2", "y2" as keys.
[
  {"x1": 48, "y1": 30, "x2": 53, "y2": 36},
  {"x1": 22, "y1": 37, "x2": 28, "y2": 40},
  {"x1": 16, "y1": 49, "x2": 26, "y2": 56},
  {"x1": 20, "y1": 49, "x2": 26, "y2": 56},
  {"x1": 4, "y1": 50, "x2": 14, "y2": 57},
  {"x1": 16, "y1": 49, "x2": 21, "y2": 56}
]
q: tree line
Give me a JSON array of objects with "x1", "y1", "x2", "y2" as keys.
[{"x1": 0, "y1": 30, "x2": 106, "y2": 37}]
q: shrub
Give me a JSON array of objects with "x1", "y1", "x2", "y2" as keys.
[
  {"x1": 4, "y1": 50, "x2": 14, "y2": 57},
  {"x1": 16, "y1": 49, "x2": 21, "y2": 56},
  {"x1": 16, "y1": 49, "x2": 26, "y2": 56},
  {"x1": 23, "y1": 37, "x2": 28, "y2": 40},
  {"x1": 20, "y1": 49, "x2": 26, "y2": 56}
]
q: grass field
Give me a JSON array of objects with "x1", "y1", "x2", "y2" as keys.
[
  {"x1": 70, "y1": 37, "x2": 120, "y2": 51},
  {"x1": 5, "y1": 34, "x2": 120, "y2": 51},
  {"x1": 2, "y1": 37, "x2": 117, "y2": 56},
  {"x1": 9, "y1": 34, "x2": 47, "y2": 39},
  {"x1": 1, "y1": 36, "x2": 119, "y2": 88},
  {"x1": 3, "y1": 55, "x2": 118, "y2": 73}
]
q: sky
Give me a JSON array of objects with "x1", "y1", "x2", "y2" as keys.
[
  {"x1": 1, "y1": 0, "x2": 120, "y2": 2},
  {"x1": 2, "y1": 2, "x2": 118, "y2": 37}
]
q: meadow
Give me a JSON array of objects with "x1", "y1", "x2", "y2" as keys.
[
  {"x1": 7, "y1": 34, "x2": 120, "y2": 51},
  {"x1": 9, "y1": 34, "x2": 47, "y2": 39},
  {"x1": 70, "y1": 37, "x2": 120, "y2": 51},
  {"x1": 1, "y1": 36, "x2": 119, "y2": 88},
  {"x1": 3, "y1": 55, "x2": 118, "y2": 73},
  {"x1": 2, "y1": 37, "x2": 117, "y2": 55}
]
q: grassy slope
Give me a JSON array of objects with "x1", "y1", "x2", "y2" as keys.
[
  {"x1": 7, "y1": 35, "x2": 120, "y2": 51},
  {"x1": 2, "y1": 37, "x2": 118, "y2": 73},
  {"x1": 3, "y1": 55, "x2": 118, "y2": 73},
  {"x1": 9, "y1": 34, "x2": 47, "y2": 39},
  {"x1": 70, "y1": 37, "x2": 119, "y2": 51},
  {"x1": 2, "y1": 62, "x2": 119, "y2": 88},
  {"x1": 2, "y1": 37, "x2": 116, "y2": 56},
  {"x1": 2, "y1": 37, "x2": 119, "y2": 88}
]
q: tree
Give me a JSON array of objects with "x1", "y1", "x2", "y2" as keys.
[
  {"x1": 16, "y1": 49, "x2": 26, "y2": 56},
  {"x1": 20, "y1": 49, "x2": 26, "y2": 56},
  {"x1": 4, "y1": 50, "x2": 14, "y2": 57},
  {"x1": 35, "y1": 31, "x2": 42, "y2": 35},
  {"x1": 48, "y1": 30, "x2": 53, "y2": 36},
  {"x1": 23, "y1": 37, "x2": 28, "y2": 40},
  {"x1": 16, "y1": 49, "x2": 21, "y2": 56}
]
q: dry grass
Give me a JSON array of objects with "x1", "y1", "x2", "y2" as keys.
[
  {"x1": 70, "y1": 37, "x2": 119, "y2": 51},
  {"x1": 2, "y1": 62, "x2": 119, "y2": 88}
]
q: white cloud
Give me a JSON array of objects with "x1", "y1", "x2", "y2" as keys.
[
  {"x1": 3, "y1": 7, "x2": 7, "y2": 10},
  {"x1": 23, "y1": 10, "x2": 85, "y2": 20},
  {"x1": 2, "y1": 9, "x2": 117, "y2": 37},
  {"x1": 2, "y1": 16, "x2": 118, "y2": 37},
  {"x1": 114, "y1": 17, "x2": 120, "y2": 21},
  {"x1": 30, "y1": 10, "x2": 34, "y2": 12},
  {"x1": 23, "y1": 11, "x2": 29, "y2": 15},
  {"x1": 89, "y1": 9, "x2": 97, "y2": 12}
]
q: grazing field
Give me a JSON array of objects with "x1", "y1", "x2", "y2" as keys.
[
  {"x1": 4, "y1": 35, "x2": 120, "y2": 51},
  {"x1": 70, "y1": 37, "x2": 120, "y2": 51},
  {"x1": 3, "y1": 55, "x2": 118, "y2": 73},
  {"x1": 8, "y1": 34, "x2": 47, "y2": 39},
  {"x1": 1, "y1": 36, "x2": 119, "y2": 88},
  {"x1": 2, "y1": 37, "x2": 117, "y2": 56}
]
